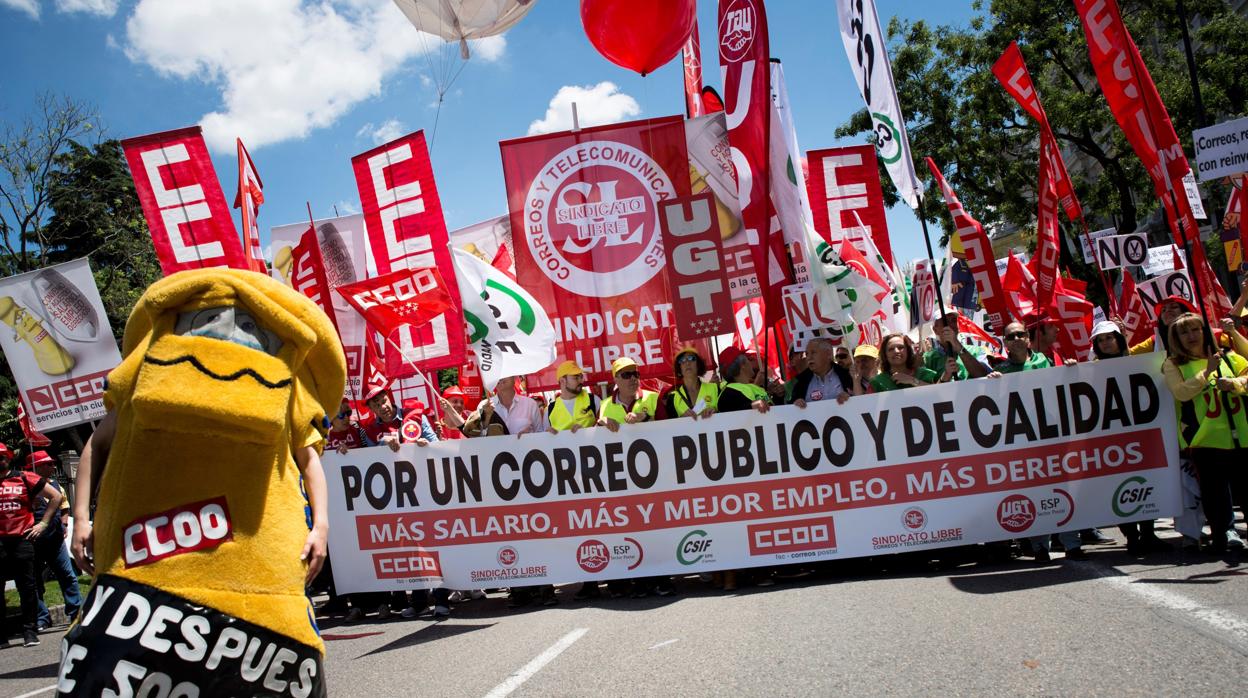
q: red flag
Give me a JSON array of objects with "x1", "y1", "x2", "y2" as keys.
[
  {"x1": 288, "y1": 225, "x2": 339, "y2": 333},
  {"x1": 490, "y1": 243, "x2": 516, "y2": 281},
  {"x1": 1050, "y1": 289, "x2": 1094, "y2": 360},
  {"x1": 1034, "y1": 134, "x2": 1062, "y2": 311},
  {"x1": 718, "y1": 0, "x2": 775, "y2": 322},
  {"x1": 925, "y1": 158, "x2": 1013, "y2": 333},
  {"x1": 351, "y1": 130, "x2": 466, "y2": 372},
  {"x1": 1003, "y1": 252, "x2": 1037, "y2": 319},
  {"x1": 17, "y1": 402, "x2": 51, "y2": 448},
  {"x1": 1119, "y1": 270, "x2": 1154, "y2": 345},
  {"x1": 234, "y1": 139, "x2": 268, "y2": 274},
  {"x1": 957, "y1": 314, "x2": 999, "y2": 349},
  {"x1": 336, "y1": 267, "x2": 454, "y2": 340},
  {"x1": 837, "y1": 238, "x2": 890, "y2": 306},
  {"x1": 701, "y1": 87, "x2": 725, "y2": 114},
  {"x1": 992, "y1": 42, "x2": 1082, "y2": 221},
  {"x1": 1074, "y1": 0, "x2": 1229, "y2": 319},
  {"x1": 682, "y1": 20, "x2": 704, "y2": 119},
  {"x1": 809, "y1": 145, "x2": 895, "y2": 268},
  {"x1": 121, "y1": 127, "x2": 247, "y2": 275}
]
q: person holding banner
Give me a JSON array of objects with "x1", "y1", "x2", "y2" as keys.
[
  {"x1": 716, "y1": 346, "x2": 773, "y2": 414},
  {"x1": 924, "y1": 309, "x2": 991, "y2": 381},
  {"x1": 871, "y1": 334, "x2": 938, "y2": 392},
  {"x1": 1130, "y1": 297, "x2": 1197, "y2": 355},
  {"x1": 597, "y1": 357, "x2": 657, "y2": 432},
  {"x1": 1091, "y1": 321, "x2": 1172, "y2": 556},
  {"x1": 436, "y1": 386, "x2": 469, "y2": 440},
  {"x1": 790, "y1": 339, "x2": 852, "y2": 407},
  {"x1": 328, "y1": 398, "x2": 363, "y2": 454},
  {"x1": 782, "y1": 346, "x2": 809, "y2": 403},
  {"x1": 362, "y1": 386, "x2": 435, "y2": 449},
  {"x1": 993, "y1": 320, "x2": 1088, "y2": 561},
  {"x1": 659, "y1": 347, "x2": 719, "y2": 419},
  {"x1": 1163, "y1": 313, "x2": 1248, "y2": 553},
  {"x1": 0, "y1": 442, "x2": 64, "y2": 648},
  {"x1": 547, "y1": 361, "x2": 599, "y2": 435}
]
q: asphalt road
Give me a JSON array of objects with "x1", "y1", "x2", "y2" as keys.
[{"x1": 4, "y1": 526, "x2": 1248, "y2": 697}]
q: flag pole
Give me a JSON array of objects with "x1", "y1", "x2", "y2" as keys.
[
  {"x1": 913, "y1": 196, "x2": 953, "y2": 353},
  {"x1": 1076, "y1": 213, "x2": 1119, "y2": 315}
]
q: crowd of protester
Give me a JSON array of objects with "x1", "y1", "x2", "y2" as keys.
[
  {"x1": 4, "y1": 286, "x2": 1246, "y2": 643},
  {"x1": 305, "y1": 283, "x2": 1248, "y2": 625}
]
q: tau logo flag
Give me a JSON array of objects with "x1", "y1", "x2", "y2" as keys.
[{"x1": 452, "y1": 248, "x2": 556, "y2": 391}]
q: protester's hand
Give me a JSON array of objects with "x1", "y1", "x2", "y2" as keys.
[
  {"x1": 301, "y1": 525, "x2": 328, "y2": 585},
  {"x1": 793, "y1": 399, "x2": 807, "y2": 409},
  {"x1": 1206, "y1": 352, "x2": 1222, "y2": 375},
  {"x1": 24, "y1": 520, "x2": 47, "y2": 541},
  {"x1": 699, "y1": 407, "x2": 716, "y2": 419},
  {"x1": 602, "y1": 418, "x2": 619, "y2": 432},
  {"x1": 751, "y1": 400, "x2": 770, "y2": 414},
  {"x1": 1216, "y1": 377, "x2": 1237, "y2": 392},
  {"x1": 1063, "y1": 358, "x2": 1078, "y2": 367},
  {"x1": 547, "y1": 426, "x2": 558, "y2": 434},
  {"x1": 72, "y1": 519, "x2": 94, "y2": 576},
  {"x1": 836, "y1": 391, "x2": 850, "y2": 405},
  {"x1": 415, "y1": 438, "x2": 429, "y2": 447},
  {"x1": 943, "y1": 357, "x2": 958, "y2": 381},
  {"x1": 625, "y1": 412, "x2": 644, "y2": 424},
  {"x1": 1221, "y1": 318, "x2": 1237, "y2": 336},
  {"x1": 939, "y1": 326, "x2": 962, "y2": 353},
  {"x1": 336, "y1": 443, "x2": 350, "y2": 455},
  {"x1": 987, "y1": 371, "x2": 1003, "y2": 379},
  {"x1": 681, "y1": 409, "x2": 697, "y2": 419},
  {"x1": 892, "y1": 372, "x2": 917, "y2": 386},
  {"x1": 570, "y1": 423, "x2": 581, "y2": 433},
  {"x1": 383, "y1": 434, "x2": 400, "y2": 452}
]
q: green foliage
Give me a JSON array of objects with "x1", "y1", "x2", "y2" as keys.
[{"x1": 835, "y1": 0, "x2": 1248, "y2": 257}]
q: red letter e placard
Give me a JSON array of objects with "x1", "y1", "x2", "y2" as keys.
[{"x1": 122, "y1": 127, "x2": 246, "y2": 275}]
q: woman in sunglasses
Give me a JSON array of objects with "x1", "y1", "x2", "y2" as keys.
[{"x1": 658, "y1": 347, "x2": 719, "y2": 419}]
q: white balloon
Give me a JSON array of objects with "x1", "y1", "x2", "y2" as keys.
[{"x1": 392, "y1": 0, "x2": 537, "y2": 57}]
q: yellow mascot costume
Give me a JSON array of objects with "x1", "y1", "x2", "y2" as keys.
[{"x1": 57, "y1": 269, "x2": 345, "y2": 698}]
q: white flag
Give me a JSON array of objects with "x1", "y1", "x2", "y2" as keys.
[
  {"x1": 451, "y1": 248, "x2": 556, "y2": 392},
  {"x1": 835, "y1": 0, "x2": 923, "y2": 209}
]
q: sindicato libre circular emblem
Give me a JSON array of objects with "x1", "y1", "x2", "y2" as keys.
[{"x1": 524, "y1": 140, "x2": 672, "y2": 297}]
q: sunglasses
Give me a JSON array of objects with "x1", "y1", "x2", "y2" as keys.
[
  {"x1": 1005, "y1": 332, "x2": 1027, "y2": 340},
  {"x1": 677, "y1": 354, "x2": 699, "y2": 364},
  {"x1": 617, "y1": 370, "x2": 640, "y2": 379}
]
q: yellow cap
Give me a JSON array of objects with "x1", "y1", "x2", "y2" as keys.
[
  {"x1": 556, "y1": 360, "x2": 584, "y2": 379},
  {"x1": 673, "y1": 346, "x2": 700, "y2": 362},
  {"x1": 612, "y1": 357, "x2": 639, "y2": 375},
  {"x1": 853, "y1": 345, "x2": 879, "y2": 359}
]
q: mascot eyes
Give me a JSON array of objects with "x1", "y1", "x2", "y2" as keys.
[{"x1": 176, "y1": 306, "x2": 285, "y2": 356}]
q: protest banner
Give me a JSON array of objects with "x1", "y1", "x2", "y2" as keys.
[
  {"x1": 234, "y1": 138, "x2": 268, "y2": 273},
  {"x1": 121, "y1": 126, "x2": 248, "y2": 275},
  {"x1": 1135, "y1": 270, "x2": 1194, "y2": 311},
  {"x1": 0, "y1": 259, "x2": 122, "y2": 430},
  {"x1": 1192, "y1": 115, "x2": 1248, "y2": 182},
  {"x1": 500, "y1": 115, "x2": 700, "y2": 387},
  {"x1": 323, "y1": 353, "x2": 1179, "y2": 592},
  {"x1": 807, "y1": 145, "x2": 894, "y2": 268},
  {"x1": 682, "y1": 21, "x2": 704, "y2": 119},
  {"x1": 1078, "y1": 227, "x2": 1115, "y2": 264},
  {"x1": 352, "y1": 130, "x2": 465, "y2": 376},
  {"x1": 272, "y1": 214, "x2": 369, "y2": 399},
  {"x1": 660, "y1": 193, "x2": 734, "y2": 340},
  {"x1": 1093, "y1": 233, "x2": 1149, "y2": 270},
  {"x1": 1182, "y1": 173, "x2": 1207, "y2": 220}
]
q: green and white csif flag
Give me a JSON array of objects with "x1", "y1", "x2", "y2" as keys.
[
  {"x1": 451, "y1": 248, "x2": 556, "y2": 391},
  {"x1": 835, "y1": 0, "x2": 923, "y2": 209}
]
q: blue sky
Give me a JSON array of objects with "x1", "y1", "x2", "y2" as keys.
[{"x1": 0, "y1": 0, "x2": 980, "y2": 266}]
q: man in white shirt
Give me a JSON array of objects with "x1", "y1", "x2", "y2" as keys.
[{"x1": 472, "y1": 377, "x2": 544, "y2": 436}]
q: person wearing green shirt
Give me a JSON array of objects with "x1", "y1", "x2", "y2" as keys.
[
  {"x1": 872, "y1": 333, "x2": 941, "y2": 392},
  {"x1": 923, "y1": 307, "x2": 991, "y2": 381}
]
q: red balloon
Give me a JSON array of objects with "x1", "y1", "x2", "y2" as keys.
[{"x1": 580, "y1": 0, "x2": 697, "y2": 76}]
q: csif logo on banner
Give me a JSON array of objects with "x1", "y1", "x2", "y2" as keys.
[{"x1": 677, "y1": 529, "x2": 714, "y2": 565}]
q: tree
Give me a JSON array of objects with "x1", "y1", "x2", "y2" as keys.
[
  {"x1": 836, "y1": 0, "x2": 1248, "y2": 255},
  {"x1": 0, "y1": 94, "x2": 101, "y2": 276}
]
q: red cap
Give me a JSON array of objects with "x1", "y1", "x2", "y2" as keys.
[
  {"x1": 363, "y1": 384, "x2": 390, "y2": 403},
  {"x1": 25, "y1": 450, "x2": 53, "y2": 470},
  {"x1": 442, "y1": 386, "x2": 466, "y2": 399},
  {"x1": 0, "y1": 442, "x2": 11, "y2": 459},
  {"x1": 1153, "y1": 295, "x2": 1197, "y2": 318},
  {"x1": 717, "y1": 345, "x2": 755, "y2": 369},
  {"x1": 401, "y1": 399, "x2": 426, "y2": 417}
]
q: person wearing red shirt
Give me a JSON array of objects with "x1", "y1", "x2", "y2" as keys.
[
  {"x1": 435, "y1": 386, "x2": 468, "y2": 440},
  {"x1": 0, "y1": 442, "x2": 64, "y2": 647},
  {"x1": 327, "y1": 398, "x2": 363, "y2": 455}
]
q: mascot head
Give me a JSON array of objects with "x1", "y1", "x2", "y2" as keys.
[{"x1": 106, "y1": 269, "x2": 345, "y2": 446}]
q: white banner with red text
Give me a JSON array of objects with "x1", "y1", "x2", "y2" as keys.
[{"x1": 324, "y1": 353, "x2": 1178, "y2": 592}]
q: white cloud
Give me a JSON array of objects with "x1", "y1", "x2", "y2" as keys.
[
  {"x1": 469, "y1": 36, "x2": 506, "y2": 63},
  {"x1": 334, "y1": 200, "x2": 360, "y2": 216},
  {"x1": 56, "y1": 0, "x2": 119, "y2": 17},
  {"x1": 356, "y1": 118, "x2": 406, "y2": 145},
  {"x1": 528, "y1": 82, "x2": 641, "y2": 136},
  {"x1": 1, "y1": 0, "x2": 39, "y2": 19},
  {"x1": 123, "y1": 0, "x2": 503, "y2": 152}
]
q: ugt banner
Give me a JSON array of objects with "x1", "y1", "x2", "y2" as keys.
[
  {"x1": 0, "y1": 258, "x2": 122, "y2": 431},
  {"x1": 121, "y1": 127, "x2": 248, "y2": 275},
  {"x1": 500, "y1": 115, "x2": 699, "y2": 388},
  {"x1": 323, "y1": 353, "x2": 1178, "y2": 592}
]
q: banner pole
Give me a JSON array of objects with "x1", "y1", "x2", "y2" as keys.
[
  {"x1": 913, "y1": 196, "x2": 953, "y2": 354},
  {"x1": 1077, "y1": 213, "x2": 1119, "y2": 316}
]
